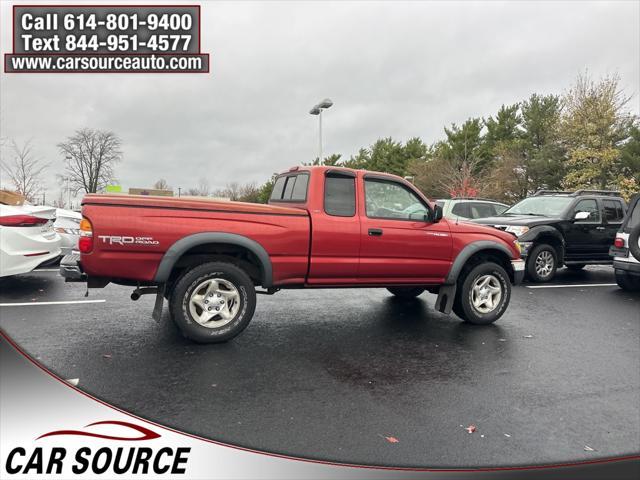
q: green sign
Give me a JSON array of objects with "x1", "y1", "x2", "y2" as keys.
[{"x1": 105, "y1": 185, "x2": 122, "y2": 193}]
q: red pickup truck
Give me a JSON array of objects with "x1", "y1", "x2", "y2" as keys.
[{"x1": 61, "y1": 166, "x2": 525, "y2": 343}]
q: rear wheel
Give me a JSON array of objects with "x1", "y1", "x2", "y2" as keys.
[
  {"x1": 169, "y1": 262, "x2": 256, "y2": 343},
  {"x1": 386, "y1": 287, "x2": 425, "y2": 298},
  {"x1": 615, "y1": 271, "x2": 640, "y2": 292},
  {"x1": 453, "y1": 262, "x2": 511, "y2": 325},
  {"x1": 527, "y1": 244, "x2": 558, "y2": 282}
]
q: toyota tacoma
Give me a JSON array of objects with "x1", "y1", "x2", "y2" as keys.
[{"x1": 61, "y1": 166, "x2": 524, "y2": 343}]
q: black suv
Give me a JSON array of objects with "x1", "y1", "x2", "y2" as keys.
[{"x1": 473, "y1": 190, "x2": 627, "y2": 282}]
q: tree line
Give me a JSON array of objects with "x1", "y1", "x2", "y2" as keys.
[{"x1": 2, "y1": 71, "x2": 638, "y2": 207}]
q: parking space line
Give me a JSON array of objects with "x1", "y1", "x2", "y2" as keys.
[
  {"x1": 525, "y1": 283, "x2": 616, "y2": 289},
  {"x1": 0, "y1": 300, "x2": 106, "y2": 307},
  {"x1": 33, "y1": 269, "x2": 60, "y2": 272}
]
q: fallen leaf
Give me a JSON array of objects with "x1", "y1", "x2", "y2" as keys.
[
  {"x1": 66, "y1": 378, "x2": 79, "y2": 386},
  {"x1": 378, "y1": 434, "x2": 399, "y2": 443},
  {"x1": 504, "y1": 433, "x2": 511, "y2": 438},
  {"x1": 480, "y1": 434, "x2": 485, "y2": 438},
  {"x1": 523, "y1": 335, "x2": 534, "y2": 339},
  {"x1": 102, "y1": 354, "x2": 112, "y2": 359},
  {"x1": 498, "y1": 338, "x2": 507, "y2": 342},
  {"x1": 584, "y1": 445, "x2": 595, "y2": 452},
  {"x1": 211, "y1": 384, "x2": 217, "y2": 387},
  {"x1": 465, "y1": 425, "x2": 477, "y2": 434}
]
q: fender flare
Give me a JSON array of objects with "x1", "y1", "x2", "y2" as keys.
[
  {"x1": 153, "y1": 232, "x2": 273, "y2": 287},
  {"x1": 444, "y1": 240, "x2": 513, "y2": 285},
  {"x1": 519, "y1": 225, "x2": 565, "y2": 259}
]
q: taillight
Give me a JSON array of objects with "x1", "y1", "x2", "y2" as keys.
[
  {"x1": 78, "y1": 217, "x2": 93, "y2": 253},
  {"x1": 0, "y1": 215, "x2": 48, "y2": 227},
  {"x1": 614, "y1": 237, "x2": 625, "y2": 248}
]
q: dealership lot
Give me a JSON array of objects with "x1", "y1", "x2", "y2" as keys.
[{"x1": 1, "y1": 266, "x2": 638, "y2": 468}]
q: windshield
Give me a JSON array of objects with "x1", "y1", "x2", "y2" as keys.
[{"x1": 503, "y1": 196, "x2": 573, "y2": 217}]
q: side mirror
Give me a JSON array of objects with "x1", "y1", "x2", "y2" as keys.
[
  {"x1": 408, "y1": 211, "x2": 429, "y2": 222},
  {"x1": 574, "y1": 211, "x2": 590, "y2": 221},
  {"x1": 433, "y1": 204, "x2": 444, "y2": 222}
]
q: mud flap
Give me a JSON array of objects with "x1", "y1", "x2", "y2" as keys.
[
  {"x1": 152, "y1": 284, "x2": 166, "y2": 323},
  {"x1": 435, "y1": 284, "x2": 456, "y2": 314}
]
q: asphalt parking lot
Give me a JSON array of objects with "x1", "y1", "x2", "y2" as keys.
[{"x1": 1, "y1": 266, "x2": 639, "y2": 468}]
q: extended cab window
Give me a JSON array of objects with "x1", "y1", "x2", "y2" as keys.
[
  {"x1": 324, "y1": 173, "x2": 356, "y2": 216},
  {"x1": 603, "y1": 199, "x2": 624, "y2": 223},
  {"x1": 573, "y1": 199, "x2": 601, "y2": 223},
  {"x1": 365, "y1": 179, "x2": 429, "y2": 220},
  {"x1": 270, "y1": 173, "x2": 309, "y2": 202}
]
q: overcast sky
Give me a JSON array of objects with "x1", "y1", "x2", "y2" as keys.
[{"x1": 1, "y1": 0, "x2": 639, "y2": 200}]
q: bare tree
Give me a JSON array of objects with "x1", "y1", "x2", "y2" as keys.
[
  {"x1": 153, "y1": 178, "x2": 171, "y2": 190},
  {"x1": 437, "y1": 159, "x2": 481, "y2": 198},
  {"x1": 58, "y1": 128, "x2": 122, "y2": 194},
  {"x1": 1, "y1": 139, "x2": 47, "y2": 201},
  {"x1": 52, "y1": 189, "x2": 67, "y2": 209},
  {"x1": 186, "y1": 179, "x2": 210, "y2": 196}
]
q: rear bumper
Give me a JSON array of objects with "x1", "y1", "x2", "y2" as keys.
[
  {"x1": 59, "y1": 253, "x2": 86, "y2": 282},
  {"x1": 511, "y1": 259, "x2": 525, "y2": 285},
  {"x1": 614, "y1": 259, "x2": 640, "y2": 275}
]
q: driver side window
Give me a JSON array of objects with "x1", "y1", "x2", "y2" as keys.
[
  {"x1": 364, "y1": 179, "x2": 429, "y2": 220},
  {"x1": 573, "y1": 199, "x2": 601, "y2": 223}
]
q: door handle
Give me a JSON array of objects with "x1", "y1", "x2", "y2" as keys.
[{"x1": 368, "y1": 228, "x2": 383, "y2": 236}]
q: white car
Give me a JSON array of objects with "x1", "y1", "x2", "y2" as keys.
[
  {"x1": 0, "y1": 204, "x2": 61, "y2": 277},
  {"x1": 434, "y1": 198, "x2": 509, "y2": 221},
  {"x1": 53, "y1": 208, "x2": 81, "y2": 255}
]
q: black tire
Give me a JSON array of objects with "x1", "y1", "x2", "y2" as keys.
[
  {"x1": 629, "y1": 224, "x2": 640, "y2": 261},
  {"x1": 452, "y1": 262, "x2": 511, "y2": 325},
  {"x1": 526, "y1": 244, "x2": 558, "y2": 283},
  {"x1": 615, "y1": 271, "x2": 640, "y2": 292},
  {"x1": 386, "y1": 287, "x2": 425, "y2": 298},
  {"x1": 169, "y1": 262, "x2": 256, "y2": 343},
  {"x1": 566, "y1": 264, "x2": 586, "y2": 271}
]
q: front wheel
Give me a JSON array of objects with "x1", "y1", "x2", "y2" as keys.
[
  {"x1": 169, "y1": 262, "x2": 256, "y2": 343},
  {"x1": 453, "y1": 262, "x2": 511, "y2": 325},
  {"x1": 386, "y1": 286, "x2": 425, "y2": 298},
  {"x1": 527, "y1": 244, "x2": 558, "y2": 282}
]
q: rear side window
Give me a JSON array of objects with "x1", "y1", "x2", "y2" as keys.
[
  {"x1": 270, "y1": 173, "x2": 309, "y2": 202},
  {"x1": 603, "y1": 199, "x2": 624, "y2": 223},
  {"x1": 325, "y1": 175, "x2": 355, "y2": 217}
]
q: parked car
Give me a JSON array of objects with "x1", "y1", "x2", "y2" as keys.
[
  {"x1": 610, "y1": 194, "x2": 640, "y2": 291},
  {"x1": 435, "y1": 198, "x2": 509, "y2": 221},
  {"x1": 0, "y1": 204, "x2": 61, "y2": 277},
  {"x1": 473, "y1": 190, "x2": 627, "y2": 282},
  {"x1": 61, "y1": 166, "x2": 525, "y2": 343},
  {"x1": 53, "y1": 208, "x2": 82, "y2": 255}
]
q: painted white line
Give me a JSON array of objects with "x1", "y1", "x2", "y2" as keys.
[
  {"x1": 33, "y1": 268, "x2": 60, "y2": 272},
  {"x1": 0, "y1": 300, "x2": 106, "y2": 307},
  {"x1": 525, "y1": 283, "x2": 616, "y2": 289}
]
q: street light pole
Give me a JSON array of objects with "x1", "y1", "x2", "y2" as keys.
[
  {"x1": 318, "y1": 108, "x2": 323, "y2": 162},
  {"x1": 309, "y1": 98, "x2": 333, "y2": 163}
]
